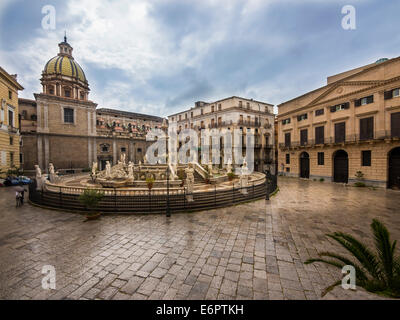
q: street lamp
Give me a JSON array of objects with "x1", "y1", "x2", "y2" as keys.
[{"x1": 166, "y1": 165, "x2": 171, "y2": 217}]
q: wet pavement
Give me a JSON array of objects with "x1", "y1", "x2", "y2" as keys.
[{"x1": 0, "y1": 177, "x2": 399, "y2": 300}]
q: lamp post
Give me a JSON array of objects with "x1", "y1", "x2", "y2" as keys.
[{"x1": 166, "y1": 165, "x2": 171, "y2": 217}]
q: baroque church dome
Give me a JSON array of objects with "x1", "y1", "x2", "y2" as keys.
[
  {"x1": 40, "y1": 35, "x2": 90, "y2": 101},
  {"x1": 44, "y1": 54, "x2": 86, "y2": 82}
]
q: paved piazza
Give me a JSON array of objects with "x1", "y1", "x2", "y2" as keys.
[{"x1": 0, "y1": 177, "x2": 399, "y2": 300}]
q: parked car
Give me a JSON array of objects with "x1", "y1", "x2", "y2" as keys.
[{"x1": 3, "y1": 176, "x2": 32, "y2": 186}]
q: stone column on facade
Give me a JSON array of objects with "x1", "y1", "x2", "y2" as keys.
[
  {"x1": 44, "y1": 136, "x2": 49, "y2": 171},
  {"x1": 376, "y1": 91, "x2": 386, "y2": 138},
  {"x1": 88, "y1": 138, "x2": 92, "y2": 167},
  {"x1": 93, "y1": 138, "x2": 97, "y2": 166},
  {"x1": 37, "y1": 135, "x2": 43, "y2": 169},
  {"x1": 113, "y1": 139, "x2": 117, "y2": 165},
  {"x1": 37, "y1": 103, "x2": 42, "y2": 130},
  {"x1": 43, "y1": 104, "x2": 49, "y2": 132}
]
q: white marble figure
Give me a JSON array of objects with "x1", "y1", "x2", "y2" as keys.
[
  {"x1": 143, "y1": 154, "x2": 148, "y2": 164},
  {"x1": 35, "y1": 165, "x2": 44, "y2": 190},
  {"x1": 226, "y1": 159, "x2": 232, "y2": 173},
  {"x1": 92, "y1": 162, "x2": 98, "y2": 177},
  {"x1": 48, "y1": 163, "x2": 58, "y2": 183},
  {"x1": 208, "y1": 160, "x2": 213, "y2": 175},
  {"x1": 120, "y1": 153, "x2": 126, "y2": 164},
  {"x1": 127, "y1": 161, "x2": 134, "y2": 180},
  {"x1": 105, "y1": 161, "x2": 112, "y2": 179},
  {"x1": 240, "y1": 159, "x2": 249, "y2": 194},
  {"x1": 241, "y1": 158, "x2": 249, "y2": 175}
]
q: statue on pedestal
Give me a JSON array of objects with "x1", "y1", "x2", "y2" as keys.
[
  {"x1": 226, "y1": 158, "x2": 232, "y2": 173},
  {"x1": 105, "y1": 161, "x2": 112, "y2": 179},
  {"x1": 120, "y1": 153, "x2": 126, "y2": 164},
  {"x1": 48, "y1": 163, "x2": 58, "y2": 183},
  {"x1": 127, "y1": 161, "x2": 134, "y2": 180},
  {"x1": 35, "y1": 165, "x2": 44, "y2": 190},
  {"x1": 91, "y1": 162, "x2": 98, "y2": 178}
]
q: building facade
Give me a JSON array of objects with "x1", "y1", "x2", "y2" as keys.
[
  {"x1": 0, "y1": 66, "x2": 23, "y2": 176},
  {"x1": 277, "y1": 57, "x2": 400, "y2": 189},
  {"x1": 168, "y1": 96, "x2": 275, "y2": 173},
  {"x1": 19, "y1": 37, "x2": 165, "y2": 174}
]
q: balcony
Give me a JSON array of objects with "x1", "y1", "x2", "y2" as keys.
[
  {"x1": 278, "y1": 130, "x2": 400, "y2": 150},
  {"x1": 238, "y1": 120, "x2": 261, "y2": 128}
]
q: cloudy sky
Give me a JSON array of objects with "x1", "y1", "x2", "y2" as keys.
[{"x1": 0, "y1": 0, "x2": 399, "y2": 117}]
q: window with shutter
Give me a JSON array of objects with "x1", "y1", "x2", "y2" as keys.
[
  {"x1": 286, "y1": 154, "x2": 290, "y2": 164},
  {"x1": 391, "y1": 112, "x2": 400, "y2": 138},
  {"x1": 344, "y1": 102, "x2": 350, "y2": 109},
  {"x1": 385, "y1": 90, "x2": 393, "y2": 100},
  {"x1": 315, "y1": 126, "x2": 324, "y2": 144},
  {"x1": 285, "y1": 132, "x2": 291, "y2": 147},
  {"x1": 315, "y1": 109, "x2": 324, "y2": 116},
  {"x1": 317, "y1": 152, "x2": 324, "y2": 165},
  {"x1": 360, "y1": 117, "x2": 374, "y2": 140},
  {"x1": 300, "y1": 129, "x2": 308, "y2": 145},
  {"x1": 355, "y1": 99, "x2": 361, "y2": 107},
  {"x1": 362, "y1": 150, "x2": 371, "y2": 166},
  {"x1": 335, "y1": 122, "x2": 345, "y2": 143},
  {"x1": 330, "y1": 106, "x2": 336, "y2": 113}
]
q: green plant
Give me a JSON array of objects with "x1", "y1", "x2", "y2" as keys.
[
  {"x1": 82, "y1": 167, "x2": 91, "y2": 173},
  {"x1": 319, "y1": 178, "x2": 325, "y2": 182},
  {"x1": 354, "y1": 182, "x2": 367, "y2": 188},
  {"x1": 227, "y1": 172, "x2": 235, "y2": 181},
  {"x1": 305, "y1": 219, "x2": 400, "y2": 298},
  {"x1": 146, "y1": 177, "x2": 155, "y2": 189},
  {"x1": 355, "y1": 171, "x2": 364, "y2": 180},
  {"x1": 78, "y1": 189, "x2": 104, "y2": 216}
]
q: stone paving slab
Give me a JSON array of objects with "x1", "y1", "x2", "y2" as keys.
[{"x1": 0, "y1": 177, "x2": 399, "y2": 300}]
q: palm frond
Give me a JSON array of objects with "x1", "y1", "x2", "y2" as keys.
[
  {"x1": 327, "y1": 232, "x2": 382, "y2": 280},
  {"x1": 318, "y1": 251, "x2": 368, "y2": 281},
  {"x1": 321, "y1": 280, "x2": 343, "y2": 297},
  {"x1": 371, "y1": 219, "x2": 394, "y2": 285},
  {"x1": 304, "y1": 258, "x2": 343, "y2": 269}
]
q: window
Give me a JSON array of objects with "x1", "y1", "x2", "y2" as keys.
[
  {"x1": 64, "y1": 108, "x2": 74, "y2": 123},
  {"x1": 391, "y1": 112, "x2": 400, "y2": 138},
  {"x1": 315, "y1": 126, "x2": 325, "y2": 145},
  {"x1": 334, "y1": 122, "x2": 346, "y2": 143},
  {"x1": 21, "y1": 110, "x2": 27, "y2": 120},
  {"x1": 318, "y1": 152, "x2": 324, "y2": 165},
  {"x1": 9, "y1": 137, "x2": 13, "y2": 145},
  {"x1": 330, "y1": 102, "x2": 350, "y2": 112},
  {"x1": 315, "y1": 109, "x2": 324, "y2": 116},
  {"x1": 201, "y1": 109, "x2": 204, "y2": 115},
  {"x1": 297, "y1": 113, "x2": 308, "y2": 121},
  {"x1": 282, "y1": 118, "x2": 291, "y2": 125},
  {"x1": 20, "y1": 153, "x2": 23, "y2": 164},
  {"x1": 49, "y1": 87, "x2": 54, "y2": 95},
  {"x1": 101, "y1": 144, "x2": 109, "y2": 152},
  {"x1": 121, "y1": 147, "x2": 126, "y2": 152},
  {"x1": 239, "y1": 101, "x2": 243, "y2": 107},
  {"x1": 218, "y1": 104, "x2": 222, "y2": 111},
  {"x1": 359, "y1": 117, "x2": 374, "y2": 140},
  {"x1": 8, "y1": 90, "x2": 12, "y2": 100},
  {"x1": 246, "y1": 102, "x2": 250, "y2": 109},
  {"x1": 179, "y1": 115, "x2": 182, "y2": 121},
  {"x1": 64, "y1": 89, "x2": 71, "y2": 97},
  {"x1": 211, "y1": 106, "x2": 214, "y2": 112},
  {"x1": 10, "y1": 152, "x2": 14, "y2": 166},
  {"x1": 185, "y1": 113, "x2": 188, "y2": 119},
  {"x1": 286, "y1": 167, "x2": 290, "y2": 172},
  {"x1": 285, "y1": 154, "x2": 290, "y2": 164},
  {"x1": 355, "y1": 95, "x2": 374, "y2": 107},
  {"x1": 80, "y1": 92, "x2": 84, "y2": 100},
  {"x1": 394, "y1": 89, "x2": 400, "y2": 98},
  {"x1": 362, "y1": 150, "x2": 371, "y2": 166},
  {"x1": 8, "y1": 109, "x2": 14, "y2": 127},
  {"x1": 137, "y1": 148, "x2": 142, "y2": 153},
  {"x1": 284, "y1": 132, "x2": 291, "y2": 147},
  {"x1": 300, "y1": 129, "x2": 308, "y2": 146},
  {"x1": 191, "y1": 112, "x2": 193, "y2": 118}
]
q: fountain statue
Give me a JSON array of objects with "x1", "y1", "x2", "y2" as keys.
[
  {"x1": 127, "y1": 161, "x2": 134, "y2": 180},
  {"x1": 185, "y1": 163, "x2": 195, "y2": 202},
  {"x1": 120, "y1": 153, "x2": 126, "y2": 164},
  {"x1": 35, "y1": 165, "x2": 44, "y2": 190},
  {"x1": 92, "y1": 162, "x2": 98, "y2": 178},
  {"x1": 105, "y1": 161, "x2": 112, "y2": 179},
  {"x1": 240, "y1": 159, "x2": 249, "y2": 194},
  {"x1": 48, "y1": 163, "x2": 59, "y2": 183},
  {"x1": 226, "y1": 158, "x2": 232, "y2": 173}
]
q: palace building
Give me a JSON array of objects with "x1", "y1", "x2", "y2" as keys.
[
  {"x1": 0, "y1": 66, "x2": 23, "y2": 176},
  {"x1": 277, "y1": 57, "x2": 400, "y2": 189},
  {"x1": 19, "y1": 37, "x2": 166, "y2": 174},
  {"x1": 168, "y1": 97, "x2": 275, "y2": 173}
]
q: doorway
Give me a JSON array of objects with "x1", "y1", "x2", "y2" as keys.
[{"x1": 333, "y1": 150, "x2": 348, "y2": 183}]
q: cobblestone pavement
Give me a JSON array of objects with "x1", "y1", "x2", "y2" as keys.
[{"x1": 0, "y1": 177, "x2": 399, "y2": 300}]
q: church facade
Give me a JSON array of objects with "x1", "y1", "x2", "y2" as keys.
[{"x1": 19, "y1": 37, "x2": 166, "y2": 174}]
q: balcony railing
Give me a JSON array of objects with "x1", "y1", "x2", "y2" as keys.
[{"x1": 278, "y1": 131, "x2": 400, "y2": 149}]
